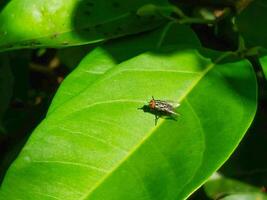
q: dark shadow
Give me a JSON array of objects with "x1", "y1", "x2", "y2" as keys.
[
  {"x1": 188, "y1": 186, "x2": 213, "y2": 200},
  {"x1": 0, "y1": 102, "x2": 48, "y2": 184},
  {"x1": 219, "y1": 74, "x2": 267, "y2": 188},
  {"x1": 0, "y1": 1, "x2": 11, "y2": 12},
  {"x1": 219, "y1": 100, "x2": 267, "y2": 187},
  {"x1": 71, "y1": 0, "x2": 258, "y2": 69},
  {"x1": 70, "y1": 0, "x2": 265, "y2": 62},
  {"x1": 95, "y1": 23, "x2": 210, "y2": 71},
  {"x1": 0, "y1": 49, "x2": 69, "y2": 185},
  {"x1": 217, "y1": 63, "x2": 256, "y2": 102},
  {"x1": 71, "y1": 0, "x2": 166, "y2": 43}
]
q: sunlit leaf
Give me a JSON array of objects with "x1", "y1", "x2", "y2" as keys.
[
  {"x1": 48, "y1": 24, "x2": 201, "y2": 114},
  {"x1": 0, "y1": 25, "x2": 257, "y2": 200}
]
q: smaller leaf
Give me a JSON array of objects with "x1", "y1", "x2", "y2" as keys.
[
  {"x1": 220, "y1": 193, "x2": 267, "y2": 200},
  {"x1": 137, "y1": 4, "x2": 172, "y2": 18},
  {"x1": 204, "y1": 173, "x2": 263, "y2": 199},
  {"x1": 0, "y1": 0, "x2": 170, "y2": 51},
  {"x1": 259, "y1": 54, "x2": 267, "y2": 80},
  {"x1": 137, "y1": 4, "x2": 160, "y2": 16}
]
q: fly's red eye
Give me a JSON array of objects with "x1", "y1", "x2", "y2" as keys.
[{"x1": 149, "y1": 100, "x2": 155, "y2": 109}]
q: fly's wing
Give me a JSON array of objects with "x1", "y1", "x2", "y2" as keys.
[
  {"x1": 171, "y1": 102, "x2": 180, "y2": 108},
  {"x1": 152, "y1": 97, "x2": 180, "y2": 108},
  {"x1": 154, "y1": 100, "x2": 180, "y2": 116},
  {"x1": 160, "y1": 100, "x2": 180, "y2": 108},
  {"x1": 164, "y1": 101, "x2": 180, "y2": 116}
]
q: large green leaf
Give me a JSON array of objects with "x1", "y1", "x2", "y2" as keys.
[
  {"x1": 0, "y1": 0, "x2": 169, "y2": 52},
  {"x1": 0, "y1": 25, "x2": 257, "y2": 200},
  {"x1": 236, "y1": 0, "x2": 267, "y2": 48}
]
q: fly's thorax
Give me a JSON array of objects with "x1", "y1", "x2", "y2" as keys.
[{"x1": 149, "y1": 99, "x2": 156, "y2": 109}]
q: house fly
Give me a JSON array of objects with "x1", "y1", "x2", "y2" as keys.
[{"x1": 139, "y1": 96, "x2": 180, "y2": 125}]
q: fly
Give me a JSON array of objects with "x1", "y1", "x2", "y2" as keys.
[{"x1": 139, "y1": 96, "x2": 180, "y2": 125}]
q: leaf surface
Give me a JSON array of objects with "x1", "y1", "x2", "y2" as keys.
[
  {"x1": 0, "y1": 25, "x2": 257, "y2": 200},
  {"x1": 47, "y1": 24, "x2": 200, "y2": 114}
]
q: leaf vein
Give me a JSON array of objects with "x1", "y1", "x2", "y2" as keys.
[
  {"x1": 59, "y1": 126, "x2": 128, "y2": 153},
  {"x1": 32, "y1": 160, "x2": 108, "y2": 173}
]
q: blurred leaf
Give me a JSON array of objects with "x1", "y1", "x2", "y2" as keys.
[
  {"x1": 220, "y1": 193, "x2": 267, "y2": 200},
  {"x1": 0, "y1": 53, "x2": 13, "y2": 134},
  {"x1": 0, "y1": 0, "x2": 170, "y2": 52},
  {"x1": 0, "y1": 25, "x2": 257, "y2": 200},
  {"x1": 259, "y1": 54, "x2": 267, "y2": 80},
  {"x1": 204, "y1": 173, "x2": 263, "y2": 199},
  {"x1": 170, "y1": 0, "x2": 252, "y2": 13},
  {"x1": 236, "y1": 0, "x2": 267, "y2": 48}
]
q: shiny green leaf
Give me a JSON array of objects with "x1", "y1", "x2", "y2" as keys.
[
  {"x1": 0, "y1": 0, "x2": 169, "y2": 52},
  {"x1": 0, "y1": 25, "x2": 257, "y2": 200}
]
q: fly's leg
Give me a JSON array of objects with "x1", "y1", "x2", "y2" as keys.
[{"x1": 155, "y1": 115, "x2": 159, "y2": 125}]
